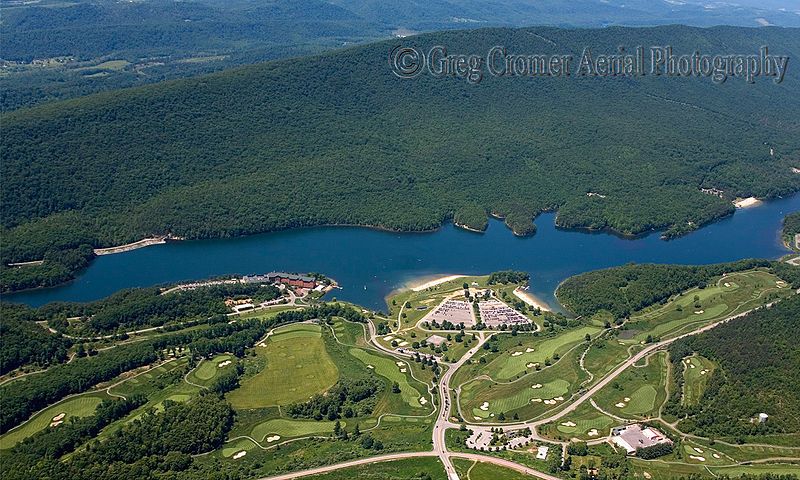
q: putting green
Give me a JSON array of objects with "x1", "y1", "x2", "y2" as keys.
[
  {"x1": 348, "y1": 348, "x2": 423, "y2": 408},
  {"x1": 682, "y1": 355, "x2": 715, "y2": 406},
  {"x1": 222, "y1": 438, "x2": 257, "y2": 458},
  {"x1": 621, "y1": 385, "x2": 657, "y2": 415},
  {"x1": 250, "y1": 418, "x2": 342, "y2": 441},
  {"x1": 194, "y1": 354, "x2": 232, "y2": 381},
  {"x1": 227, "y1": 324, "x2": 339, "y2": 408},
  {"x1": 492, "y1": 327, "x2": 598, "y2": 381},
  {"x1": 0, "y1": 395, "x2": 104, "y2": 448}
]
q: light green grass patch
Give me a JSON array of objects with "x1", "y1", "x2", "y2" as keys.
[
  {"x1": 492, "y1": 326, "x2": 598, "y2": 381},
  {"x1": 222, "y1": 437, "x2": 257, "y2": 457},
  {"x1": 250, "y1": 418, "x2": 341, "y2": 442},
  {"x1": 228, "y1": 323, "x2": 339, "y2": 408},
  {"x1": 194, "y1": 354, "x2": 233, "y2": 381},
  {"x1": 1, "y1": 394, "x2": 106, "y2": 448},
  {"x1": 349, "y1": 348, "x2": 423, "y2": 408}
]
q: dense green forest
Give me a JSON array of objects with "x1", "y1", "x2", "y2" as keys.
[
  {"x1": 783, "y1": 211, "x2": 800, "y2": 250},
  {"x1": 555, "y1": 259, "x2": 775, "y2": 318},
  {"x1": 664, "y1": 295, "x2": 800, "y2": 437},
  {"x1": 4, "y1": 26, "x2": 798, "y2": 293},
  {"x1": 1, "y1": 394, "x2": 235, "y2": 480},
  {"x1": 0, "y1": 303, "x2": 71, "y2": 375},
  {"x1": 4, "y1": 0, "x2": 798, "y2": 111}
]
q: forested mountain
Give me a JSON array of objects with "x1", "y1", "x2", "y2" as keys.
[
  {"x1": 3, "y1": 0, "x2": 800, "y2": 111},
  {"x1": 665, "y1": 295, "x2": 800, "y2": 437},
  {"x1": 784, "y1": 211, "x2": 800, "y2": 250},
  {"x1": 2, "y1": 25, "x2": 800, "y2": 292}
]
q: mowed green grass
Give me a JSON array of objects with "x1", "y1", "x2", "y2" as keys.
[
  {"x1": 1, "y1": 394, "x2": 107, "y2": 448},
  {"x1": 250, "y1": 418, "x2": 343, "y2": 442},
  {"x1": 453, "y1": 458, "x2": 530, "y2": 480},
  {"x1": 349, "y1": 348, "x2": 424, "y2": 409},
  {"x1": 222, "y1": 437, "x2": 257, "y2": 458},
  {"x1": 540, "y1": 401, "x2": 615, "y2": 442},
  {"x1": 305, "y1": 457, "x2": 447, "y2": 480},
  {"x1": 682, "y1": 355, "x2": 716, "y2": 406},
  {"x1": 191, "y1": 354, "x2": 233, "y2": 382},
  {"x1": 627, "y1": 270, "x2": 791, "y2": 341},
  {"x1": 593, "y1": 351, "x2": 668, "y2": 419},
  {"x1": 227, "y1": 324, "x2": 339, "y2": 408},
  {"x1": 460, "y1": 346, "x2": 586, "y2": 421},
  {"x1": 489, "y1": 326, "x2": 598, "y2": 381}
]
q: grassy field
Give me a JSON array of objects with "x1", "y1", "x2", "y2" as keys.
[
  {"x1": 453, "y1": 458, "x2": 530, "y2": 480},
  {"x1": 304, "y1": 457, "x2": 446, "y2": 479},
  {"x1": 459, "y1": 345, "x2": 588, "y2": 422},
  {"x1": 593, "y1": 351, "x2": 668, "y2": 419},
  {"x1": 582, "y1": 334, "x2": 631, "y2": 379},
  {"x1": 228, "y1": 323, "x2": 339, "y2": 408},
  {"x1": 0, "y1": 393, "x2": 108, "y2": 448},
  {"x1": 489, "y1": 326, "x2": 598, "y2": 381},
  {"x1": 348, "y1": 348, "x2": 425, "y2": 409},
  {"x1": 681, "y1": 355, "x2": 716, "y2": 406},
  {"x1": 625, "y1": 270, "x2": 792, "y2": 342},
  {"x1": 250, "y1": 418, "x2": 342, "y2": 442},
  {"x1": 539, "y1": 401, "x2": 616, "y2": 442},
  {"x1": 188, "y1": 353, "x2": 233, "y2": 385}
]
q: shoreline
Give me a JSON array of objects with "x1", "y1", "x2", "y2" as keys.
[
  {"x1": 512, "y1": 287, "x2": 552, "y2": 312},
  {"x1": 93, "y1": 236, "x2": 174, "y2": 255},
  {"x1": 407, "y1": 274, "x2": 467, "y2": 292},
  {"x1": 733, "y1": 196, "x2": 763, "y2": 209}
]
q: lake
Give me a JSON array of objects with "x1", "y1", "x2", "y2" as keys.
[{"x1": 6, "y1": 195, "x2": 798, "y2": 311}]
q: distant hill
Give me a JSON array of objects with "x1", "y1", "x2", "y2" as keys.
[
  {"x1": 2, "y1": 0, "x2": 800, "y2": 110},
  {"x1": 2, "y1": 25, "x2": 800, "y2": 292}
]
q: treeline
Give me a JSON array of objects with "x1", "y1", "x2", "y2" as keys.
[
  {"x1": 0, "y1": 303, "x2": 71, "y2": 374},
  {"x1": 784, "y1": 212, "x2": 800, "y2": 250},
  {"x1": 5, "y1": 396, "x2": 145, "y2": 465},
  {"x1": 0, "y1": 244, "x2": 95, "y2": 293},
  {"x1": 556, "y1": 260, "x2": 771, "y2": 318},
  {"x1": 664, "y1": 295, "x2": 800, "y2": 437},
  {"x1": 286, "y1": 377, "x2": 383, "y2": 421},
  {"x1": 454, "y1": 205, "x2": 489, "y2": 232},
  {"x1": 39, "y1": 282, "x2": 281, "y2": 333},
  {"x1": 488, "y1": 270, "x2": 530, "y2": 285},
  {"x1": 2, "y1": 394, "x2": 234, "y2": 480}
]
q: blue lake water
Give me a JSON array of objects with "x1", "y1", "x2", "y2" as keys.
[{"x1": 6, "y1": 195, "x2": 799, "y2": 311}]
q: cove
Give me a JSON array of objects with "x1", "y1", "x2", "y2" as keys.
[{"x1": 6, "y1": 195, "x2": 798, "y2": 311}]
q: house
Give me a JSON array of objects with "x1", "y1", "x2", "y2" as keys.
[
  {"x1": 611, "y1": 424, "x2": 672, "y2": 455},
  {"x1": 243, "y1": 272, "x2": 316, "y2": 289}
]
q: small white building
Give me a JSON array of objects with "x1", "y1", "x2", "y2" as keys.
[
  {"x1": 536, "y1": 445, "x2": 549, "y2": 460},
  {"x1": 611, "y1": 424, "x2": 672, "y2": 455},
  {"x1": 758, "y1": 413, "x2": 769, "y2": 423}
]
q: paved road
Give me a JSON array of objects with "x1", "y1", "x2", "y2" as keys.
[{"x1": 433, "y1": 333, "x2": 488, "y2": 480}]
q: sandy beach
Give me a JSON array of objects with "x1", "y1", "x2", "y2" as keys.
[
  {"x1": 513, "y1": 287, "x2": 551, "y2": 311},
  {"x1": 733, "y1": 197, "x2": 762, "y2": 209},
  {"x1": 409, "y1": 275, "x2": 466, "y2": 292}
]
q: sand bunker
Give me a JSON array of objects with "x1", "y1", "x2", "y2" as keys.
[
  {"x1": 258, "y1": 342, "x2": 267, "y2": 347},
  {"x1": 544, "y1": 399, "x2": 556, "y2": 405},
  {"x1": 724, "y1": 283, "x2": 731, "y2": 287},
  {"x1": 367, "y1": 365, "x2": 374, "y2": 369},
  {"x1": 615, "y1": 402, "x2": 626, "y2": 408},
  {"x1": 218, "y1": 360, "x2": 232, "y2": 368},
  {"x1": 561, "y1": 421, "x2": 577, "y2": 427},
  {"x1": 694, "y1": 310, "x2": 704, "y2": 315},
  {"x1": 643, "y1": 473, "x2": 652, "y2": 479},
  {"x1": 531, "y1": 398, "x2": 542, "y2": 402},
  {"x1": 526, "y1": 363, "x2": 536, "y2": 369},
  {"x1": 531, "y1": 384, "x2": 543, "y2": 389},
  {"x1": 554, "y1": 396, "x2": 564, "y2": 401},
  {"x1": 400, "y1": 368, "x2": 407, "y2": 373},
  {"x1": 689, "y1": 455, "x2": 706, "y2": 462},
  {"x1": 588, "y1": 429, "x2": 599, "y2": 437},
  {"x1": 52, "y1": 413, "x2": 66, "y2": 422},
  {"x1": 525, "y1": 348, "x2": 535, "y2": 353},
  {"x1": 399, "y1": 341, "x2": 409, "y2": 347},
  {"x1": 396, "y1": 361, "x2": 405, "y2": 366},
  {"x1": 383, "y1": 336, "x2": 394, "y2": 342},
  {"x1": 694, "y1": 447, "x2": 704, "y2": 453},
  {"x1": 49, "y1": 420, "x2": 64, "y2": 428},
  {"x1": 266, "y1": 435, "x2": 281, "y2": 442},
  {"x1": 624, "y1": 397, "x2": 630, "y2": 402},
  {"x1": 233, "y1": 451, "x2": 247, "y2": 459},
  {"x1": 712, "y1": 453, "x2": 720, "y2": 459},
  {"x1": 420, "y1": 397, "x2": 428, "y2": 405},
  {"x1": 512, "y1": 352, "x2": 523, "y2": 357},
  {"x1": 479, "y1": 402, "x2": 490, "y2": 411}
]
